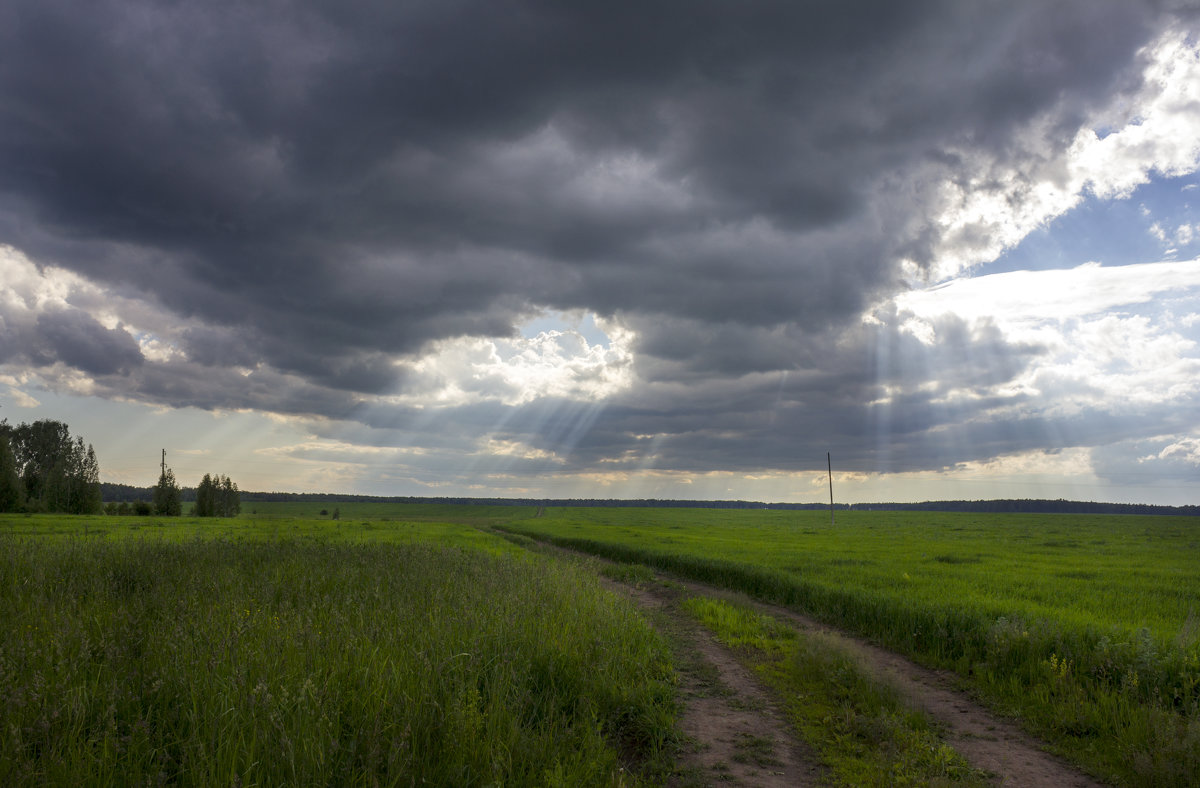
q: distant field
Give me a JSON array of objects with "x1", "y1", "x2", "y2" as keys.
[
  {"x1": 1, "y1": 509, "x2": 529, "y2": 554},
  {"x1": 240, "y1": 500, "x2": 537, "y2": 524},
  {"x1": 507, "y1": 506, "x2": 1200, "y2": 786},
  {"x1": 509, "y1": 507, "x2": 1200, "y2": 641}
]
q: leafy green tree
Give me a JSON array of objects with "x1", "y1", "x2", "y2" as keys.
[
  {"x1": 195, "y1": 473, "x2": 217, "y2": 517},
  {"x1": 153, "y1": 467, "x2": 182, "y2": 516},
  {"x1": 195, "y1": 473, "x2": 240, "y2": 517},
  {"x1": 72, "y1": 438, "x2": 102, "y2": 515},
  {"x1": 4, "y1": 419, "x2": 101, "y2": 514},
  {"x1": 10, "y1": 419, "x2": 71, "y2": 511},
  {"x1": 0, "y1": 427, "x2": 22, "y2": 513},
  {"x1": 219, "y1": 475, "x2": 240, "y2": 517}
]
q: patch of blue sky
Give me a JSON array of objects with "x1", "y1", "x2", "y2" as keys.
[{"x1": 985, "y1": 171, "x2": 1200, "y2": 275}]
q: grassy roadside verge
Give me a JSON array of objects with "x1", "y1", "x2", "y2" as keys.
[
  {"x1": 0, "y1": 534, "x2": 676, "y2": 786},
  {"x1": 682, "y1": 595, "x2": 989, "y2": 787}
]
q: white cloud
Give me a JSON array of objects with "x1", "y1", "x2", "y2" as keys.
[
  {"x1": 896, "y1": 257, "x2": 1200, "y2": 328},
  {"x1": 1, "y1": 244, "x2": 85, "y2": 313},
  {"x1": 919, "y1": 31, "x2": 1200, "y2": 280},
  {"x1": 1092, "y1": 432, "x2": 1200, "y2": 487},
  {"x1": 1073, "y1": 32, "x2": 1200, "y2": 200},
  {"x1": 4, "y1": 385, "x2": 40, "y2": 408},
  {"x1": 393, "y1": 314, "x2": 635, "y2": 408},
  {"x1": 891, "y1": 257, "x2": 1200, "y2": 411},
  {"x1": 1154, "y1": 436, "x2": 1200, "y2": 465},
  {"x1": 0, "y1": 244, "x2": 188, "y2": 369}
]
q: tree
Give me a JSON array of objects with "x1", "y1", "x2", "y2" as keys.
[
  {"x1": 195, "y1": 473, "x2": 240, "y2": 517},
  {"x1": 3, "y1": 419, "x2": 101, "y2": 514},
  {"x1": 10, "y1": 419, "x2": 71, "y2": 511},
  {"x1": 153, "y1": 467, "x2": 182, "y2": 516},
  {"x1": 219, "y1": 475, "x2": 240, "y2": 517},
  {"x1": 195, "y1": 473, "x2": 217, "y2": 517},
  {"x1": 71, "y1": 438, "x2": 102, "y2": 515},
  {"x1": 0, "y1": 427, "x2": 22, "y2": 513}
]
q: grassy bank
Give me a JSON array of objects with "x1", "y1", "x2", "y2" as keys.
[{"x1": 0, "y1": 531, "x2": 676, "y2": 785}]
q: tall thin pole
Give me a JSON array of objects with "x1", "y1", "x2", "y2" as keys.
[
  {"x1": 161, "y1": 449, "x2": 166, "y2": 478},
  {"x1": 827, "y1": 452, "x2": 835, "y2": 527}
]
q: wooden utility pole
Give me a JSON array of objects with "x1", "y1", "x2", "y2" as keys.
[{"x1": 827, "y1": 452, "x2": 835, "y2": 527}]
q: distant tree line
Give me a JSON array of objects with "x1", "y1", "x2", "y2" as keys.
[
  {"x1": 844, "y1": 499, "x2": 1200, "y2": 516},
  {"x1": 0, "y1": 419, "x2": 101, "y2": 514},
  {"x1": 111, "y1": 490, "x2": 1194, "y2": 517},
  {"x1": 103, "y1": 467, "x2": 240, "y2": 518}
]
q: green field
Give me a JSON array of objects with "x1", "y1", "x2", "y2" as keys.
[
  {"x1": 4, "y1": 504, "x2": 1199, "y2": 786},
  {"x1": 0, "y1": 514, "x2": 675, "y2": 786},
  {"x1": 507, "y1": 507, "x2": 1200, "y2": 786}
]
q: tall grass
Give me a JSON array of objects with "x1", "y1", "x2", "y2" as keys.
[
  {"x1": 0, "y1": 535, "x2": 676, "y2": 786},
  {"x1": 505, "y1": 509, "x2": 1200, "y2": 786}
]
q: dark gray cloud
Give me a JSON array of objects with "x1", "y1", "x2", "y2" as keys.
[
  {"x1": 2, "y1": 0, "x2": 1195, "y2": 485},
  {"x1": 0, "y1": 302, "x2": 144, "y2": 375},
  {"x1": 32, "y1": 309, "x2": 144, "y2": 375}
]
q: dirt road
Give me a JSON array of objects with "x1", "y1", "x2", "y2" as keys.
[{"x1": 607, "y1": 568, "x2": 1108, "y2": 787}]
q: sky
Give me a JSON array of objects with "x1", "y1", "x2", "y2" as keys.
[{"x1": 1, "y1": 1, "x2": 1199, "y2": 505}]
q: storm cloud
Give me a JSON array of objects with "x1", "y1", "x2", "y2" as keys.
[{"x1": 2, "y1": 1, "x2": 1199, "y2": 496}]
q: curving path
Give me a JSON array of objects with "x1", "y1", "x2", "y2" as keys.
[{"x1": 604, "y1": 565, "x2": 1109, "y2": 787}]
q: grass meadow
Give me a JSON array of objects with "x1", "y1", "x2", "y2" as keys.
[
  {"x1": 0, "y1": 514, "x2": 675, "y2": 786},
  {"x1": 507, "y1": 507, "x2": 1200, "y2": 786},
  {"x1": 4, "y1": 504, "x2": 1199, "y2": 786}
]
